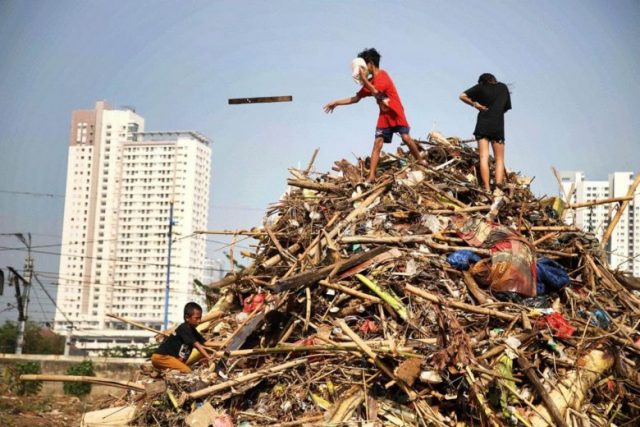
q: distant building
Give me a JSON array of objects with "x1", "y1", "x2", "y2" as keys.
[
  {"x1": 559, "y1": 171, "x2": 639, "y2": 277},
  {"x1": 54, "y1": 101, "x2": 212, "y2": 355}
]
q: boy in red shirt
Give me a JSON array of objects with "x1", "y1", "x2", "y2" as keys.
[{"x1": 324, "y1": 48, "x2": 423, "y2": 183}]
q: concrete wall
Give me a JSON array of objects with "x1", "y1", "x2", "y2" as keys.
[{"x1": 0, "y1": 353, "x2": 146, "y2": 397}]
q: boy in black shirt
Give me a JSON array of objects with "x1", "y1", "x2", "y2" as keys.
[{"x1": 151, "y1": 302, "x2": 212, "y2": 373}]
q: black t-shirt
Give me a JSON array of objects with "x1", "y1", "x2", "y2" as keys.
[
  {"x1": 154, "y1": 322, "x2": 205, "y2": 361},
  {"x1": 464, "y1": 82, "x2": 512, "y2": 140}
]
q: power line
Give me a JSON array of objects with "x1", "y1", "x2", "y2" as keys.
[
  {"x1": 33, "y1": 273, "x2": 74, "y2": 327},
  {"x1": 0, "y1": 189, "x2": 266, "y2": 211},
  {"x1": 0, "y1": 234, "x2": 252, "y2": 269},
  {"x1": 34, "y1": 271, "x2": 220, "y2": 296}
]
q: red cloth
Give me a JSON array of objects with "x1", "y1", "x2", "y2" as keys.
[
  {"x1": 536, "y1": 312, "x2": 576, "y2": 339},
  {"x1": 356, "y1": 70, "x2": 409, "y2": 128}
]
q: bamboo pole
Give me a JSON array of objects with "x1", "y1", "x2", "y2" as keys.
[
  {"x1": 600, "y1": 174, "x2": 640, "y2": 249},
  {"x1": 187, "y1": 358, "x2": 307, "y2": 399},
  {"x1": 567, "y1": 195, "x2": 633, "y2": 209},
  {"x1": 106, "y1": 313, "x2": 168, "y2": 336},
  {"x1": 528, "y1": 350, "x2": 614, "y2": 427},
  {"x1": 19, "y1": 374, "x2": 145, "y2": 391}
]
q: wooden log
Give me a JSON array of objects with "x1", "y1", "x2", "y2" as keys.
[
  {"x1": 19, "y1": 374, "x2": 145, "y2": 391},
  {"x1": 187, "y1": 358, "x2": 307, "y2": 399},
  {"x1": 341, "y1": 234, "x2": 431, "y2": 244},
  {"x1": 462, "y1": 271, "x2": 490, "y2": 304},
  {"x1": 405, "y1": 284, "x2": 518, "y2": 321},
  {"x1": 228, "y1": 96, "x2": 292, "y2": 104},
  {"x1": 286, "y1": 179, "x2": 343, "y2": 194},
  {"x1": 600, "y1": 174, "x2": 640, "y2": 249},
  {"x1": 271, "y1": 246, "x2": 389, "y2": 293}
]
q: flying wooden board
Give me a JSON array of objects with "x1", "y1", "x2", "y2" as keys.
[{"x1": 228, "y1": 96, "x2": 293, "y2": 105}]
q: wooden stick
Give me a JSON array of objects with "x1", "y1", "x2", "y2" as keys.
[
  {"x1": 106, "y1": 313, "x2": 168, "y2": 336},
  {"x1": 264, "y1": 224, "x2": 296, "y2": 263},
  {"x1": 187, "y1": 358, "x2": 307, "y2": 399},
  {"x1": 405, "y1": 284, "x2": 518, "y2": 321},
  {"x1": 271, "y1": 246, "x2": 389, "y2": 293},
  {"x1": 303, "y1": 148, "x2": 320, "y2": 175},
  {"x1": 336, "y1": 319, "x2": 417, "y2": 401},
  {"x1": 287, "y1": 178, "x2": 343, "y2": 194},
  {"x1": 600, "y1": 174, "x2": 640, "y2": 249},
  {"x1": 228, "y1": 96, "x2": 292, "y2": 104},
  {"x1": 318, "y1": 280, "x2": 381, "y2": 303},
  {"x1": 19, "y1": 374, "x2": 145, "y2": 391},
  {"x1": 567, "y1": 195, "x2": 633, "y2": 209},
  {"x1": 196, "y1": 229, "x2": 270, "y2": 236},
  {"x1": 518, "y1": 355, "x2": 569, "y2": 427}
]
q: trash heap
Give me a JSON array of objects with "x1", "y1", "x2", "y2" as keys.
[{"x1": 101, "y1": 133, "x2": 640, "y2": 426}]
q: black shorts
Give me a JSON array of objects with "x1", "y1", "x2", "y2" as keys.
[{"x1": 375, "y1": 126, "x2": 410, "y2": 143}]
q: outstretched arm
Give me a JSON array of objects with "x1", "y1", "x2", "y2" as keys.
[
  {"x1": 324, "y1": 96, "x2": 361, "y2": 113},
  {"x1": 193, "y1": 341, "x2": 212, "y2": 362},
  {"x1": 459, "y1": 93, "x2": 488, "y2": 112}
]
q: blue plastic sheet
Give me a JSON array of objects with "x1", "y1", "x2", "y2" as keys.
[
  {"x1": 536, "y1": 258, "x2": 570, "y2": 294},
  {"x1": 447, "y1": 250, "x2": 482, "y2": 271}
]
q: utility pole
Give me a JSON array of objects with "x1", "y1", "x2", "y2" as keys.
[
  {"x1": 163, "y1": 152, "x2": 178, "y2": 330},
  {"x1": 13, "y1": 233, "x2": 33, "y2": 355},
  {"x1": 163, "y1": 201, "x2": 174, "y2": 330}
]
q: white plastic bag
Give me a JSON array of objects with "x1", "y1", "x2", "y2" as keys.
[{"x1": 351, "y1": 57, "x2": 367, "y2": 84}]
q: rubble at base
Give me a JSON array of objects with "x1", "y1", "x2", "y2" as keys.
[{"x1": 79, "y1": 133, "x2": 640, "y2": 425}]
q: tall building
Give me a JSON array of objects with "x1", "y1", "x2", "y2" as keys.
[
  {"x1": 559, "y1": 171, "x2": 639, "y2": 277},
  {"x1": 54, "y1": 101, "x2": 212, "y2": 354}
]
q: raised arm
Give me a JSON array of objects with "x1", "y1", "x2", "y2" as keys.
[
  {"x1": 324, "y1": 96, "x2": 361, "y2": 113},
  {"x1": 358, "y1": 67, "x2": 379, "y2": 96}
]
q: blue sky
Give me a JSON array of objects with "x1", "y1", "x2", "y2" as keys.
[{"x1": 1, "y1": 0, "x2": 638, "y2": 323}]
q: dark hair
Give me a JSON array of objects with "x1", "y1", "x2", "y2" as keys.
[
  {"x1": 478, "y1": 73, "x2": 497, "y2": 84},
  {"x1": 184, "y1": 302, "x2": 202, "y2": 318},
  {"x1": 358, "y1": 48, "x2": 381, "y2": 68}
]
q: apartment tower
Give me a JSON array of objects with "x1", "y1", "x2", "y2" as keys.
[
  {"x1": 54, "y1": 101, "x2": 211, "y2": 353},
  {"x1": 559, "y1": 171, "x2": 639, "y2": 277}
]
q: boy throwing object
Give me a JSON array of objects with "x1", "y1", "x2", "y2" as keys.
[{"x1": 324, "y1": 48, "x2": 423, "y2": 183}]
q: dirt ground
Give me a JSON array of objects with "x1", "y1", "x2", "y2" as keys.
[{"x1": 0, "y1": 393, "x2": 101, "y2": 427}]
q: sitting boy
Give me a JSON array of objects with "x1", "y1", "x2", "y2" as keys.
[{"x1": 151, "y1": 302, "x2": 212, "y2": 373}]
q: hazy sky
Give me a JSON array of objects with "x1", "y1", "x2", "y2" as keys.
[{"x1": 1, "y1": 0, "x2": 638, "y2": 323}]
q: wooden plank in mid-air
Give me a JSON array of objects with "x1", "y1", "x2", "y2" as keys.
[{"x1": 228, "y1": 96, "x2": 293, "y2": 105}]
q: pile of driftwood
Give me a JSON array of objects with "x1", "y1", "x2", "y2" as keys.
[{"x1": 24, "y1": 133, "x2": 640, "y2": 426}]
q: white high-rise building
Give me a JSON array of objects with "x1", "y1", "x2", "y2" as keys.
[
  {"x1": 559, "y1": 171, "x2": 639, "y2": 277},
  {"x1": 54, "y1": 101, "x2": 212, "y2": 354}
]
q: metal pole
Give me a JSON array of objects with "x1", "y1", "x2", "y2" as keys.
[
  {"x1": 163, "y1": 202, "x2": 174, "y2": 330},
  {"x1": 15, "y1": 234, "x2": 33, "y2": 355}
]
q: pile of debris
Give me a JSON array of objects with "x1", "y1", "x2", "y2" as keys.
[{"x1": 32, "y1": 133, "x2": 640, "y2": 426}]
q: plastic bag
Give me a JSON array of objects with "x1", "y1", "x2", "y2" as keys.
[
  {"x1": 447, "y1": 250, "x2": 482, "y2": 271},
  {"x1": 536, "y1": 257, "x2": 570, "y2": 294}
]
